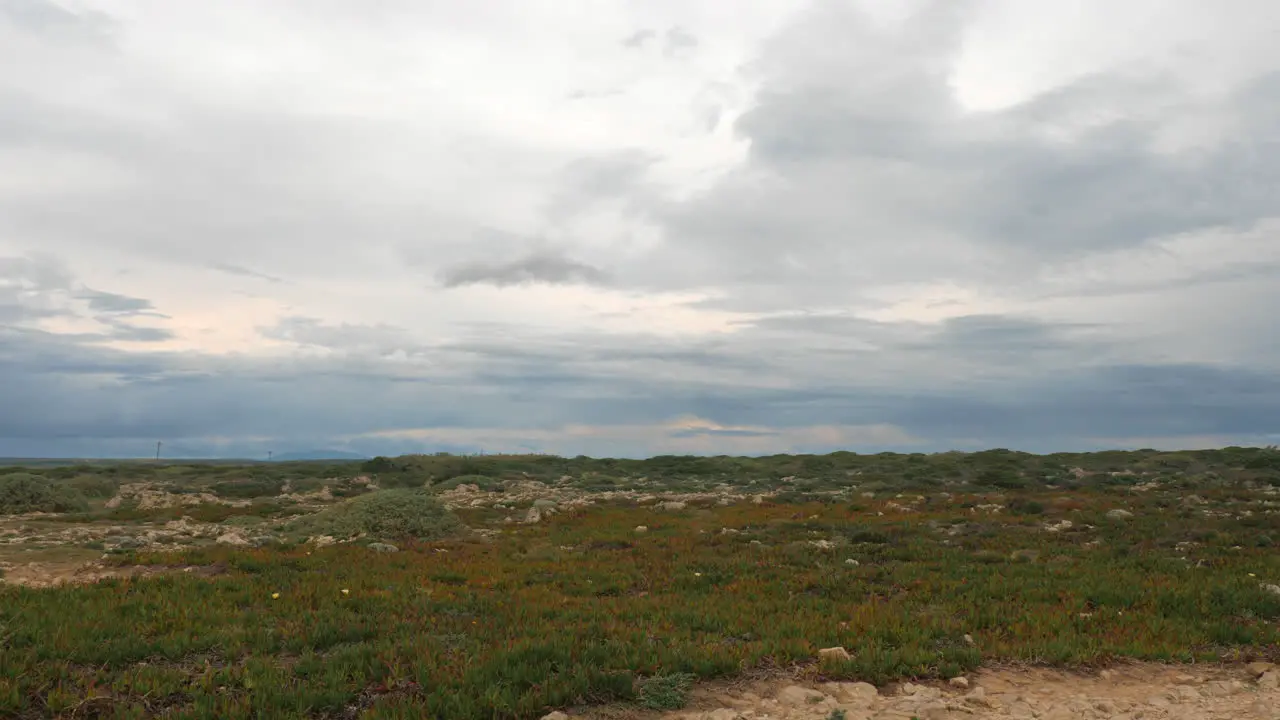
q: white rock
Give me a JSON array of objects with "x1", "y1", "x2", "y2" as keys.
[
  {"x1": 634, "y1": 525, "x2": 648, "y2": 534},
  {"x1": 1106, "y1": 509, "x2": 1134, "y2": 520},
  {"x1": 775, "y1": 686, "x2": 827, "y2": 707},
  {"x1": 818, "y1": 646, "x2": 851, "y2": 662},
  {"x1": 540, "y1": 712, "x2": 569, "y2": 720},
  {"x1": 215, "y1": 532, "x2": 248, "y2": 546},
  {"x1": 948, "y1": 676, "x2": 969, "y2": 689}
]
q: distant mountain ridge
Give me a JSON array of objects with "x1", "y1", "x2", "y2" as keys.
[{"x1": 270, "y1": 450, "x2": 369, "y2": 461}]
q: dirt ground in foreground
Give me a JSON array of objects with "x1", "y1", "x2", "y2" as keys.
[{"x1": 567, "y1": 662, "x2": 1280, "y2": 720}]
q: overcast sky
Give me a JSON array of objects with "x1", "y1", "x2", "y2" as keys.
[{"x1": 2, "y1": 0, "x2": 1278, "y2": 459}]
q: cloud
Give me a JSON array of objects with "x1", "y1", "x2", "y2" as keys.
[
  {"x1": 438, "y1": 250, "x2": 610, "y2": 288},
  {"x1": 76, "y1": 289, "x2": 158, "y2": 315},
  {"x1": 664, "y1": 27, "x2": 699, "y2": 57},
  {"x1": 208, "y1": 263, "x2": 286, "y2": 284},
  {"x1": 259, "y1": 316, "x2": 417, "y2": 355},
  {"x1": 621, "y1": 29, "x2": 656, "y2": 48},
  {"x1": 0, "y1": 0, "x2": 1277, "y2": 458}
]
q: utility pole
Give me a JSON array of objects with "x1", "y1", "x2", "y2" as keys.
[{"x1": 155, "y1": 441, "x2": 162, "y2": 461}]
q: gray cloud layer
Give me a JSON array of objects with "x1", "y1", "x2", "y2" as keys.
[
  {"x1": 438, "y1": 250, "x2": 610, "y2": 288},
  {"x1": 0, "y1": 0, "x2": 1277, "y2": 458}
]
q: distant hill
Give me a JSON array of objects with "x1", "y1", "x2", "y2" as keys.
[{"x1": 271, "y1": 450, "x2": 369, "y2": 462}]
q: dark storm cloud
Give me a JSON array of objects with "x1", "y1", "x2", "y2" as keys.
[
  {"x1": 0, "y1": 306, "x2": 1276, "y2": 457},
  {"x1": 437, "y1": 250, "x2": 609, "y2": 288}
]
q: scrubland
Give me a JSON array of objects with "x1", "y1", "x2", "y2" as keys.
[{"x1": 1, "y1": 448, "x2": 1279, "y2": 718}]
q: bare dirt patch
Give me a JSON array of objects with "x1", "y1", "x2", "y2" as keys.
[
  {"x1": 0, "y1": 556, "x2": 228, "y2": 588},
  {"x1": 562, "y1": 662, "x2": 1280, "y2": 720}
]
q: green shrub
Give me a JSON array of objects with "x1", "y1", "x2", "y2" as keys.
[
  {"x1": 1008, "y1": 498, "x2": 1046, "y2": 515},
  {"x1": 0, "y1": 473, "x2": 88, "y2": 513},
  {"x1": 432, "y1": 475, "x2": 505, "y2": 493},
  {"x1": 286, "y1": 489, "x2": 465, "y2": 541},
  {"x1": 209, "y1": 477, "x2": 285, "y2": 498},
  {"x1": 64, "y1": 474, "x2": 120, "y2": 499},
  {"x1": 637, "y1": 673, "x2": 695, "y2": 710}
]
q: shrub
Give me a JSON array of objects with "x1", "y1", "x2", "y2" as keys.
[
  {"x1": 432, "y1": 475, "x2": 505, "y2": 493},
  {"x1": 209, "y1": 477, "x2": 285, "y2": 499},
  {"x1": 637, "y1": 673, "x2": 695, "y2": 710},
  {"x1": 64, "y1": 474, "x2": 120, "y2": 499},
  {"x1": 1008, "y1": 498, "x2": 1046, "y2": 515},
  {"x1": 0, "y1": 473, "x2": 89, "y2": 513},
  {"x1": 286, "y1": 488, "x2": 465, "y2": 542}
]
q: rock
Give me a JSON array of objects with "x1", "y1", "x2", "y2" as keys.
[
  {"x1": 216, "y1": 531, "x2": 249, "y2": 546},
  {"x1": 532, "y1": 499, "x2": 558, "y2": 510},
  {"x1": 540, "y1": 712, "x2": 569, "y2": 720},
  {"x1": 309, "y1": 535, "x2": 337, "y2": 547},
  {"x1": 367, "y1": 542, "x2": 399, "y2": 553},
  {"x1": 634, "y1": 525, "x2": 648, "y2": 534},
  {"x1": 1261, "y1": 583, "x2": 1280, "y2": 597},
  {"x1": 1251, "y1": 699, "x2": 1280, "y2": 719},
  {"x1": 948, "y1": 676, "x2": 969, "y2": 689},
  {"x1": 776, "y1": 685, "x2": 827, "y2": 707},
  {"x1": 809, "y1": 539, "x2": 835, "y2": 550},
  {"x1": 661, "y1": 501, "x2": 688, "y2": 511},
  {"x1": 523, "y1": 508, "x2": 543, "y2": 524},
  {"x1": 824, "y1": 682, "x2": 878, "y2": 708},
  {"x1": 1204, "y1": 679, "x2": 1247, "y2": 696},
  {"x1": 845, "y1": 558, "x2": 860, "y2": 566},
  {"x1": 1248, "y1": 662, "x2": 1277, "y2": 677},
  {"x1": 915, "y1": 700, "x2": 949, "y2": 720},
  {"x1": 963, "y1": 634, "x2": 975, "y2": 646},
  {"x1": 818, "y1": 646, "x2": 851, "y2": 663},
  {"x1": 965, "y1": 686, "x2": 993, "y2": 708},
  {"x1": 1259, "y1": 670, "x2": 1280, "y2": 689},
  {"x1": 1106, "y1": 509, "x2": 1134, "y2": 520}
]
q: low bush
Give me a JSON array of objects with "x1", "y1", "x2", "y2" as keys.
[
  {"x1": 209, "y1": 477, "x2": 286, "y2": 499},
  {"x1": 0, "y1": 473, "x2": 88, "y2": 513},
  {"x1": 431, "y1": 475, "x2": 505, "y2": 493},
  {"x1": 285, "y1": 488, "x2": 465, "y2": 541}
]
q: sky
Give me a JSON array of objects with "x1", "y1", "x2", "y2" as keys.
[{"x1": 1, "y1": 0, "x2": 1278, "y2": 459}]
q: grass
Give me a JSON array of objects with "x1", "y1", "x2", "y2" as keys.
[{"x1": 1, "y1": 448, "x2": 1279, "y2": 718}]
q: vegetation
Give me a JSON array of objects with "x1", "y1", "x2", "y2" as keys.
[
  {"x1": 0, "y1": 473, "x2": 89, "y2": 514},
  {"x1": 0, "y1": 446, "x2": 1278, "y2": 718},
  {"x1": 283, "y1": 488, "x2": 464, "y2": 542}
]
